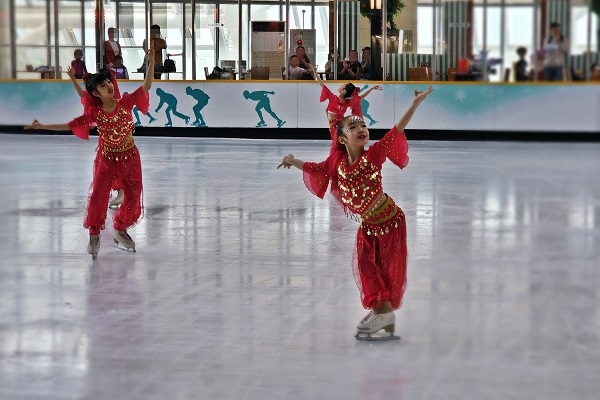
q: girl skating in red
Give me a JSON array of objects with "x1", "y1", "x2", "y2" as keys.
[
  {"x1": 25, "y1": 44, "x2": 157, "y2": 259},
  {"x1": 66, "y1": 65, "x2": 125, "y2": 210},
  {"x1": 278, "y1": 85, "x2": 433, "y2": 340}
]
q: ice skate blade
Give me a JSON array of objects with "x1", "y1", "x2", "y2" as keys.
[
  {"x1": 113, "y1": 239, "x2": 136, "y2": 252},
  {"x1": 91, "y1": 253, "x2": 98, "y2": 260},
  {"x1": 354, "y1": 331, "x2": 400, "y2": 342}
]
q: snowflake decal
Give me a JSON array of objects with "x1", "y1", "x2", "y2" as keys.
[
  {"x1": 455, "y1": 89, "x2": 467, "y2": 102},
  {"x1": 41, "y1": 82, "x2": 62, "y2": 97}
]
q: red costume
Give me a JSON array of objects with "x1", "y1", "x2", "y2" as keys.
[
  {"x1": 319, "y1": 86, "x2": 362, "y2": 154},
  {"x1": 68, "y1": 83, "x2": 148, "y2": 235},
  {"x1": 302, "y1": 126, "x2": 409, "y2": 310},
  {"x1": 104, "y1": 39, "x2": 122, "y2": 66}
]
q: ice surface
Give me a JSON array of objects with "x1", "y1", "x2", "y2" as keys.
[{"x1": 0, "y1": 133, "x2": 599, "y2": 400}]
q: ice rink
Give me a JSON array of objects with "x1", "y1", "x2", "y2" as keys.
[{"x1": 1, "y1": 133, "x2": 599, "y2": 400}]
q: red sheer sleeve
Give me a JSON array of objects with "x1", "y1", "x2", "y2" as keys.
[
  {"x1": 121, "y1": 86, "x2": 149, "y2": 114},
  {"x1": 319, "y1": 86, "x2": 336, "y2": 103},
  {"x1": 303, "y1": 161, "x2": 331, "y2": 199},
  {"x1": 369, "y1": 126, "x2": 409, "y2": 169},
  {"x1": 68, "y1": 113, "x2": 95, "y2": 140},
  {"x1": 302, "y1": 152, "x2": 345, "y2": 205},
  {"x1": 349, "y1": 93, "x2": 363, "y2": 118}
]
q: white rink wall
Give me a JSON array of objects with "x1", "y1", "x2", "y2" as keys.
[{"x1": 0, "y1": 80, "x2": 599, "y2": 132}]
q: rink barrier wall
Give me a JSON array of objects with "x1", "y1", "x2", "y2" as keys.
[{"x1": 0, "y1": 80, "x2": 599, "y2": 139}]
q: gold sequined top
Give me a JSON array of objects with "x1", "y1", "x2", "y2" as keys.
[
  {"x1": 337, "y1": 156, "x2": 383, "y2": 215},
  {"x1": 302, "y1": 126, "x2": 409, "y2": 217},
  {"x1": 68, "y1": 86, "x2": 149, "y2": 150}
]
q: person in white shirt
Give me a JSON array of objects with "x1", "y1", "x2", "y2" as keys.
[
  {"x1": 543, "y1": 22, "x2": 569, "y2": 81},
  {"x1": 284, "y1": 55, "x2": 311, "y2": 80}
]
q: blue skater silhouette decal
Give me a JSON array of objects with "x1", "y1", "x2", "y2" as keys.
[
  {"x1": 133, "y1": 107, "x2": 157, "y2": 127},
  {"x1": 185, "y1": 86, "x2": 210, "y2": 127},
  {"x1": 242, "y1": 90, "x2": 286, "y2": 128},
  {"x1": 155, "y1": 87, "x2": 190, "y2": 127},
  {"x1": 124, "y1": 91, "x2": 157, "y2": 126},
  {"x1": 360, "y1": 85, "x2": 378, "y2": 126}
]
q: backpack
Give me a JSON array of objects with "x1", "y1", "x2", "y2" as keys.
[{"x1": 163, "y1": 58, "x2": 176, "y2": 72}]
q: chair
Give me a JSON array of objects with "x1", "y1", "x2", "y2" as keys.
[
  {"x1": 250, "y1": 66, "x2": 269, "y2": 80},
  {"x1": 204, "y1": 67, "x2": 210, "y2": 79},
  {"x1": 503, "y1": 67, "x2": 511, "y2": 82},
  {"x1": 408, "y1": 67, "x2": 432, "y2": 81},
  {"x1": 447, "y1": 67, "x2": 458, "y2": 81}
]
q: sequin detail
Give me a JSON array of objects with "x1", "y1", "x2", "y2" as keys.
[
  {"x1": 360, "y1": 195, "x2": 402, "y2": 236},
  {"x1": 337, "y1": 156, "x2": 383, "y2": 215}
]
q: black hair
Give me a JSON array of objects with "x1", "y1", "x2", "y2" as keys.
[
  {"x1": 343, "y1": 83, "x2": 356, "y2": 99},
  {"x1": 548, "y1": 22, "x2": 564, "y2": 43},
  {"x1": 517, "y1": 47, "x2": 526, "y2": 54},
  {"x1": 289, "y1": 54, "x2": 298, "y2": 60},
  {"x1": 114, "y1": 54, "x2": 123, "y2": 61},
  {"x1": 151, "y1": 24, "x2": 161, "y2": 30},
  {"x1": 85, "y1": 69, "x2": 112, "y2": 96}
]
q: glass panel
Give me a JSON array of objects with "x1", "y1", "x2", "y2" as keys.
[
  {"x1": 417, "y1": 4, "x2": 434, "y2": 55},
  {"x1": 195, "y1": 2, "x2": 217, "y2": 77},
  {"x1": 473, "y1": 3, "x2": 503, "y2": 82},
  {"x1": 505, "y1": 5, "x2": 534, "y2": 82},
  {"x1": 572, "y1": 6, "x2": 597, "y2": 55},
  {"x1": 15, "y1": 0, "x2": 48, "y2": 46}
]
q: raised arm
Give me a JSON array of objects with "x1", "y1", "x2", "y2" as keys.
[
  {"x1": 277, "y1": 154, "x2": 305, "y2": 170},
  {"x1": 359, "y1": 84, "x2": 381, "y2": 99},
  {"x1": 24, "y1": 120, "x2": 70, "y2": 131},
  {"x1": 309, "y1": 64, "x2": 325, "y2": 87},
  {"x1": 142, "y1": 42, "x2": 155, "y2": 93},
  {"x1": 395, "y1": 85, "x2": 433, "y2": 132},
  {"x1": 67, "y1": 66, "x2": 85, "y2": 97}
]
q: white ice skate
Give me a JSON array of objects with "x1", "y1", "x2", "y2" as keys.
[
  {"x1": 87, "y1": 234, "x2": 100, "y2": 259},
  {"x1": 113, "y1": 230, "x2": 136, "y2": 252},
  {"x1": 355, "y1": 311, "x2": 400, "y2": 342},
  {"x1": 109, "y1": 189, "x2": 124, "y2": 209}
]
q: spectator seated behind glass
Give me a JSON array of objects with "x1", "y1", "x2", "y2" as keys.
[
  {"x1": 295, "y1": 45, "x2": 313, "y2": 80},
  {"x1": 284, "y1": 55, "x2": 311, "y2": 80},
  {"x1": 337, "y1": 50, "x2": 361, "y2": 80},
  {"x1": 112, "y1": 55, "x2": 129, "y2": 79},
  {"x1": 515, "y1": 47, "x2": 529, "y2": 82},
  {"x1": 360, "y1": 47, "x2": 372, "y2": 80},
  {"x1": 71, "y1": 49, "x2": 88, "y2": 79}
]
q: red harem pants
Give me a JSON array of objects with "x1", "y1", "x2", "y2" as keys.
[
  {"x1": 85, "y1": 146, "x2": 143, "y2": 234},
  {"x1": 352, "y1": 195, "x2": 407, "y2": 310}
]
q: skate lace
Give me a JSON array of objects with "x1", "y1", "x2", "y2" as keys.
[
  {"x1": 360, "y1": 311, "x2": 374, "y2": 324},
  {"x1": 364, "y1": 313, "x2": 381, "y2": 324}
]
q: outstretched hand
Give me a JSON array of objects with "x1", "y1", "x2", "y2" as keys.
[
  {"x1": 277, "y1": 154, "x2": 294, "y2": 169},
  {"x1": 66, "y1": 66, "x2": 76, "y2": 80},
  {"x1": 24, "y1": 119, "x2": 42, "y2": 130},
  {"x1": 413, "y1": 85, "x2": 433, "y2": 106}
]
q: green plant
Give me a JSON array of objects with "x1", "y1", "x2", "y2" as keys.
[
  {"x1": 587, "y1": 0, "x2": 600, "y2": 15},
  {"x1": 359, "y1": 0, "x2": 405, "y2": 31}
]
